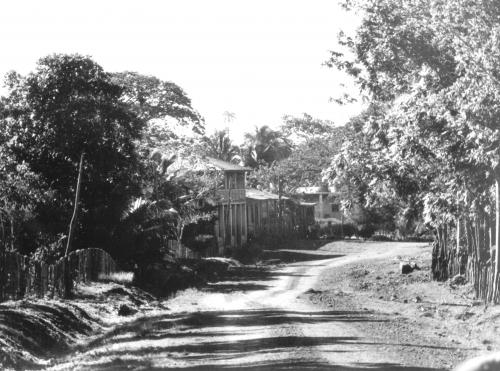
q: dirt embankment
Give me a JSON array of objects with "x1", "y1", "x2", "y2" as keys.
[
  {"x1": 302, "y1": 242, "x2": 500, "y2": 370},
  {"x1": 0, "y1": 282, "x2": 162, "y2": 370},
  {"x1": 0, "y1": 257, "x2": 240, "y2": 370}
]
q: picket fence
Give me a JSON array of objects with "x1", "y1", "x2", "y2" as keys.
[{"x1": 0, "y1": 248, "x2": 116, "y2": 302}]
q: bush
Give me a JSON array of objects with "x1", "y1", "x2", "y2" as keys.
[
  {"x1": 357, "y1": 224, "x2": 376, "y2": 239},
  {"x1": 316, "y1": 223, "x2": 357, "y2": 239},
  {"x1": 225, "y1": 245, "x2": 263, "y2": 265},
  {"x1": 133, "y1": 262, "x2": 204, "y2": 297},
  {"x1": 342, "y1": 224, "x2": 357, "y2": 238},
  {"x1": 30, "y1": 234, "x2": 66, "y2": 264},
  {"x1": 178, "y1": 258, "x2": 232, "y2": 281},
  {"x1": 369, "y1": 234, "x2": 393, "y2": 242}
]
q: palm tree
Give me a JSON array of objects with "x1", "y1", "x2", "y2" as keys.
[
  {"x1": 202, "y1": 130, "x2": 240, "y2": 163},
  {"x1": 243, "y1": 125, "x2": 292, "y2": 167}
]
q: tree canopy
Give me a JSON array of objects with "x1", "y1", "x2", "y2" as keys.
[
  {"x1": 327, "y1": 0, "x2": 500, "y2": 300},
  {"x1": 242, "y1": 125, "x2": 292, "y2": 168},
  {"x1": 1, "y1": 54, "x2": 144, "y2": 251}
]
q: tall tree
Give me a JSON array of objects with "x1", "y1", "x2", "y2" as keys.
[
  {"x1": 111, "y1": 71, "x2": 204, "y2": 132},
  {"x1": 243, "y1": 125, "x2": 292, "y2": 167},
  {"x1": 1, "y1": 54, "x2": 144, "y2": 251},
  {"x1": 327, "y1": 0, "x2": 500, "y2": 300},
  {"x1": 112, "y1": 72, "x2": 205, "y2": 160}
]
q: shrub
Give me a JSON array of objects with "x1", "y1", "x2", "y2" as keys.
[
  {"x1": 133, "y1": 262, "x2": 204, "y2": 297},
  {"x1": 370, "y1": 234, "x2": 393, "y2": 242},
  {"x1": 317, "y1": 223, "x2": 357, "y2": 239},
  {"x1": 225, "y1": 245, "x2": 263, "y2": 265},
  {"x1": 357, "y1": 224, "x2": 376, "y2": 239}
]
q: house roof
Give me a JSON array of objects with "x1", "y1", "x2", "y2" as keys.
[
  {"x1": 166, "y1": 155, "x2": 251, "y2": 175},
  {"x1": 205, "y1": 157, "x2": 252, "y2": 171},
  {"x1": 295, "y1": 186, "x2": 330, "y2": 194},
  {"x1": 245, "y1": 188, "x2": 289, "y2": 201}
]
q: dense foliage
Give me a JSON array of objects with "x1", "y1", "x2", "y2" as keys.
[
  {"x1": 0, "y1": 54, "x2": 212, "y2": 267},
  {"x1": 1, "y1": 55, "x2": 144, "y2": 254},
  {"x1": 327, "y1": 0, "x2": 500, "y2": 301}
]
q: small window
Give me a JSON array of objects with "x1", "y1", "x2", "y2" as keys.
[{"x1": 331, "y1": 203, "x2": 340, "y2": 212}]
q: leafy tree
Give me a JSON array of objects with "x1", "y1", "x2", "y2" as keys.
[
  {"x1": 281, "y1": 113, "x2": 338, "y2": 143},
  {"x1": 1, "y1": 54, "x2": 144, "y2": 252},
  {"x1": 327, "y1": 0, "x2": 500, "y2": 300},
  {"x1": 111, "y1": 71, "x2": 204, "y2": 132},
  {"x1": 112, "y1": 72, "x2": 205, "y2": 160},
  {"x1": 247, "y1": 115, "x2": 349, "y2": 194},
  {"x1": 0, "y1": 146, "x2": 53, "y2": 254}
]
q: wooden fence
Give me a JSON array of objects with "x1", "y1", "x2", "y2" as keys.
[
  {"x1": 167, "y1": 240, "x2": 200, "y2": 259},
  {"x1": 0, "y1": 248, "x2": 116, "y2": 302}
]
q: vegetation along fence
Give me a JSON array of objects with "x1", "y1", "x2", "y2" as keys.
[
  {"x1": 0, "y1": 248, "x2": 116, "y2": 302},
  {"x1": 432, "y1": 211, "x2": 499, "y2": 303}
]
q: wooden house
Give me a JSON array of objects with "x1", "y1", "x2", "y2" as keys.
[
  {"x1": 295, "y1": 185, "x2": 342, "y2": 221},
  {"x1": 207, "y1": 157, "x2": 252, "y2": 252},
  {"x1": 165, "y1": 155, "x2": 317, "y2": 258},
  {"x1": 246, "y1": 188, "x2": 315, "y2": 240},
  {"x1": 246, "y1": 188, "x2": 285, "y2": 239}
]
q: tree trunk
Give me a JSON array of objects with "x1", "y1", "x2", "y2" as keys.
[
  {"x1": 494, "y1": 176, "x2": 500, "y2": 302},
  {"x1": 65, "y1": 152, "x2": 85, "y2": 257}
]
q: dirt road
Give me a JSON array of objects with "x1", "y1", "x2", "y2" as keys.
[{"x1": 50, "y1": 241, "x2": 456, "y2": 370}]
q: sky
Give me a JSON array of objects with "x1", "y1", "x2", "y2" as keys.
[{"x1": 0, "y1": 0, "x2": 362, "y2": 143}]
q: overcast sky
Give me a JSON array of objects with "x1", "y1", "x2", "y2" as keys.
[{"x1": 0, "y1": 0, "x2": 362, "y2": 143}]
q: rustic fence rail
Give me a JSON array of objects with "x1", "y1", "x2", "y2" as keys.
[{"x1": 0, "y1": 248, "x2": 116, "y2": 302}]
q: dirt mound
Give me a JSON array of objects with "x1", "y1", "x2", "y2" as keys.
[
  {"x1": 0, "y1": 282, "x2": 159, "y2": 370},
  {"x1": 0, "y1": 300, "x2": 97, "y2": 369}
]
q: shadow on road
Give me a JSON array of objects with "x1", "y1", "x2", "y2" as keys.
[
  {"x1": 85, "y1": 358, "x2": 447, "y2": 371},
  {"x1": 58, "y1": 242, "x2": 454, "y2": 371},
  {"x1": 179, "y1": 362, "x2": 447, "y2": 371},
  {"x1": 202, "y1": 249, "x2": 343, "y2": 294},
  {"x1": 261, "y1": 250, "x2": 344, "y2": 263},
  {"x1": 76, "y1": 307, "x2": 457, "y2": 370}
]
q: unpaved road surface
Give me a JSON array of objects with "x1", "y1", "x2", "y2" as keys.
[{"x1": 50, "y1": 241, "x2": 459, "y2": 370}]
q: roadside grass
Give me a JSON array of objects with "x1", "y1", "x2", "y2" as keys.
[{"x1": 98, "y1": 271, "x2": 134, "y2": 284}]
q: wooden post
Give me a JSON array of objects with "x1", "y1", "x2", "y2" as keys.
[
  {"x1": 65, "y1": 152, "x2": 85, "y2": 257},
  {"x1": 63, "y1": 152, "x2": 84, "y2": 298},
  {"x1": 494, "y1": 177, "x2": 500, "y2": 301}
]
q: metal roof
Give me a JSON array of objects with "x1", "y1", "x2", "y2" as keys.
[
  {"x1": 245, "y1": 188, "x2": 289, "y2": 200},
  {"x1": 205, "y1": 157, "x2": 252, "y2": 171}
]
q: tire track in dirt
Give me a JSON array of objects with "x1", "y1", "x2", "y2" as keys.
[{"x1": 49, "y1": 241, "x2": 438, "y2": 370}]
